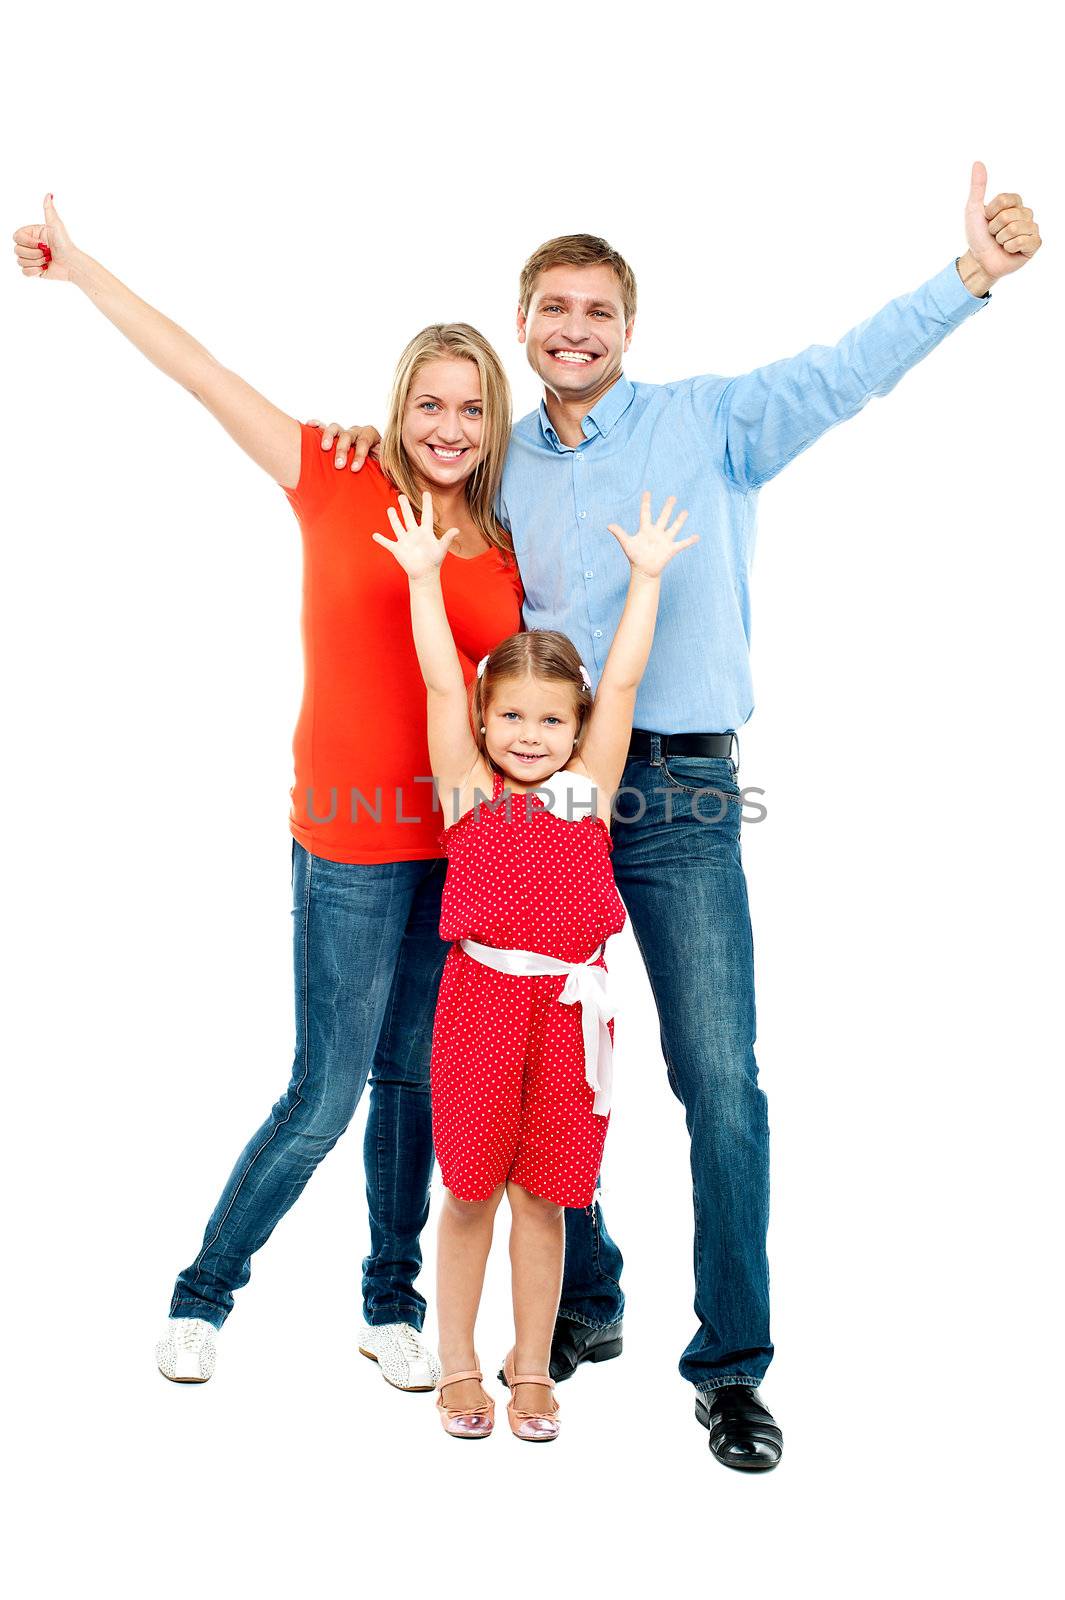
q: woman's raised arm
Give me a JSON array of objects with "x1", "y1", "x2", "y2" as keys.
[{"x1": 12, "y1": 195, "x2": 301, "y2": 489}]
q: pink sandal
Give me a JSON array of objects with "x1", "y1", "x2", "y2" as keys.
[
  {"x1": 435, "y1": 1368, "x2": 496, "y2": 1440},
  {"x1": 501, "y1": 1349, "x2": 561, "y2": 1443}
]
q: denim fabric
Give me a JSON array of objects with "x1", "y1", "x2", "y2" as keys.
[
  {"x1": 170, "y1": 842, "x2": 449, "y2": 1330},
  {"x1": 500, "y1": 259, "x2": 989, "y2": 734},
  {"x1": 561, "y1": 750, "x2": 771, "y2": 1390}
]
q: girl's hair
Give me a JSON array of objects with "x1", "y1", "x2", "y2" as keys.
[
  {"x1": 472, "y1": 630, "x2": 593, "y2": 767},
  {"x1": 380, "y1": 323, "x2": 514, "y2": 555}
]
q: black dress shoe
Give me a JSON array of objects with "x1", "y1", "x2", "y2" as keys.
[
  {"x1": 548, "y1": 1316, "x2": 623, "y2": 1382},
  {"x1": 498, "y1": 1317, "x2": 623, "y2": 1386},
  {"x1": 695, "y1": 1386, "x2": 782, "y2": 1472}
]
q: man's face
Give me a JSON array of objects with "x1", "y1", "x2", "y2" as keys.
[{"x1": 517, "y1": 265, "x2": 633, "y2": 406}]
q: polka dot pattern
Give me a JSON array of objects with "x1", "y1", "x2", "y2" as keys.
[{"x1": 430, "y1": 766, "x2": 627, "y2": 1208}]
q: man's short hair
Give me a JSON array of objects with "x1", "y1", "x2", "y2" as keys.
[{"x1": 519, "y1": 234, "x2": 638, "y2": 326}]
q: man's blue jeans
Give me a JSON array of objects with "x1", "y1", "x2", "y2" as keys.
[
  {"x1": 170, "y1": 842, "x2": 449, "y2": 1331},
  {"x1": 558, "y1": 749, "x2": 772, "y2": 1392}
]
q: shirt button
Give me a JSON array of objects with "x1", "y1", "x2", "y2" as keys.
[
  {"x1": 593, "y1": 629, "x2": 603, "y2": 638},
  {"x1": 584, "y1": 570, "x2": 594, "y2": 578},
  {"x1": 578, "y1": 511, "x2": 587, "y2": 519}
]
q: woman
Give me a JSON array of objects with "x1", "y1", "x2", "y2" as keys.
[{"x1": 12, "y1": 195, "x2": 524, "y2": 1386}]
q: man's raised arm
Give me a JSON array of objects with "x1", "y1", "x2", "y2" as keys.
[{"x1": 708, "y1": 162, "x2": 1041, "y2": 492}]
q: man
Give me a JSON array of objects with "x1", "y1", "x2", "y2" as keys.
[{"x1": 317, "y1": 161, "x2": 1041, "y2": 1470}]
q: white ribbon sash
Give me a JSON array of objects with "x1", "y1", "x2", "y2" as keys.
[{"x1": 458, "y1": 938, "x2": 616, "y2": 1116}]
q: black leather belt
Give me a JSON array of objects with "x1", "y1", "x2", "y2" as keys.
[{"x1": 627, "y1": 728, "x2": 736, "y2": 762}]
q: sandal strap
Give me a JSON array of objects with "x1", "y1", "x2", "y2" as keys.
[
  {"x1": 508, "y1": 1373, "x2": 555, "y2": 1389},
  {"x1": 438, "y1": 1369, "x2": 484, "y2": 1387}
]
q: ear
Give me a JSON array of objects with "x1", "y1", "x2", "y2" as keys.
[
  {"x1": 623, "y1": 316, "x2": 635, "y2": 353},
  {"x1": 516, "y1": 303, "x2": 528, "y2": 345}
]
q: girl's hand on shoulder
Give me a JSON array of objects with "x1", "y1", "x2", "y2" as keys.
[
  {"x1": 607, "y1": 491, "x2": 699, "y2": 577},
  {"x1": 371, "y1": 491, "x2": 459, "y2": 580}
]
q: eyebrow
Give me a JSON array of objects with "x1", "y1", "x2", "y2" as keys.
[
  {"x1": 412, "y1": 392, "x2": 482, "y2": 403},
  {"x1": 536, "y1": 294, "x2": 617, "y2": 310}
]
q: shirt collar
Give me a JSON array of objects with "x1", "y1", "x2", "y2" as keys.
[{"x1": 537, "y1": 374, "x2": 635, "y2": 452}]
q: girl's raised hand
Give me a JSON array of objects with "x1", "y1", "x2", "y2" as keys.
[
  {"x1": 607, "y1": 492, "x2": 699, "y2": 577},
  {"x1": 371, "y1": 491, "x2": 459, "y2": 579},
  {"x1": 12, "y1": 194, "x2": 75, "y2": 282}
]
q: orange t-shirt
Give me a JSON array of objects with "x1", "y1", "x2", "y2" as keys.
[{"x1": 283, "y1": 424, "x2": 524, "y2": 863}]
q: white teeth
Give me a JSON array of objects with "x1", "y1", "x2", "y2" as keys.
[
  {"x1": 552, "y1": 351, "x2": 593, "y2": 363},
  {"x1": 430, "y1": 447, "x2": 463, "y2": 458}
]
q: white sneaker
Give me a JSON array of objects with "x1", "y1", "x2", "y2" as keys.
[
  {"x1": 155, "y1": 1317, "x2": 217, "y2": 1384},
  {"x1": 358, "y1": 1322, "x2": 441, "y2": 1391}
]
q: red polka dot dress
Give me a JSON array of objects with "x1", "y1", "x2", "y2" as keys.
[{"x1": 430, "y1": 764, "x2": 627, "y2": 1207}]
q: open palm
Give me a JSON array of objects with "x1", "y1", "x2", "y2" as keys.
[
  {"x1": 607, "y1": 492, "x2": 699, "y2": 576},
  {"x1": 371, "y1": 491, "x2": 459, "y2": 579}
]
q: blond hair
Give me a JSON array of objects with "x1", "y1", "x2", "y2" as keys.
[
  {"x1": 472, "y1": 630, "x2": 593, "y2": 770},
  {"x1": 518, "y1": 234, "x2": 638, "y2": 326},
  {"x1": 380, "y1": 323, "x2": 514, "y2": 555}
]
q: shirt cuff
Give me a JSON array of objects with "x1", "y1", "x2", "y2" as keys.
[{"x1": 926, "y1": 257, "x2": 992, "y2": 321}]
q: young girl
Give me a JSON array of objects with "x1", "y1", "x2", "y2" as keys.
[{"x1": 374, "y1": 488, "x2": 697, "y2": 1441}]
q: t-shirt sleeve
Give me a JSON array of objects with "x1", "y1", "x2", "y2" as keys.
[{"x1": 282, "y1": 422, "x2": 346, "y2": 521}]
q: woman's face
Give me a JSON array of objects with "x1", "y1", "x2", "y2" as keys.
[{"x1": 401, "y1": 357, "x2": 484, "y2": 492}]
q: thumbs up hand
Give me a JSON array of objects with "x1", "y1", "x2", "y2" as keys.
[
  {"x1": 961, "y1": 162, "x2": 1042, "y2": 288},
  {"x1": 12, "y1": 193, "x2": 76, "y2": 282}
]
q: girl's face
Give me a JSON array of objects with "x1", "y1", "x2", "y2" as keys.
[
  {"x1": 401, "y1": 356, "x2": 484, "y2": 492},
  {"x1": 484, "y1": 673, "x2": 581, "y2": 786}
]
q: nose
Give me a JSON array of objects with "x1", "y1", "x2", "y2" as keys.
[
  {"x1": 558, "y1": 311, "x2": 590, "y2": 346},
  {"x1": 433, "y1": 411, "x2": 464, "y2": 443}
]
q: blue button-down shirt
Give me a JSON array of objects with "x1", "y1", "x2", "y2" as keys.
[{"x1": 498, "y1": 259, "x2": 989, "y2": 733}]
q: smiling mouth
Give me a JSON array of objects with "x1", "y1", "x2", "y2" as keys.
[
  {"x1": 426, "y1": 445, "x2": 469, "y2": 460},
  {"x1": 511, "y1": 751, "x2": 546, "y2": 763},
  {"x1": 548, "y1": 349, "x2": 598, "y2": 367}
]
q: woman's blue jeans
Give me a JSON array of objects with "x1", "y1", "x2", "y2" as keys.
[
  {"x1": 557, "y1": 750, "x2": 773, "y2": 1393},
  {"x1": 170, "y1": 842, "x2": 449, "y2": 1331}
]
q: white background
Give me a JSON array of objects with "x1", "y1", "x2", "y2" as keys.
[{"x1": 2, "y1": 2, "x2": 1061, "y2": 1595}]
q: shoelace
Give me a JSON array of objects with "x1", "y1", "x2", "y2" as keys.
[
  {"x1": 175, "y1": 1320, "x2": 209, "y2": 1352},
  {"x1": 395, "y1": 1324, "x2": 428, "y2": 1362},
  {"x1": 391, "y1": 1323, "x2": 440, "y2": 1378}
]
